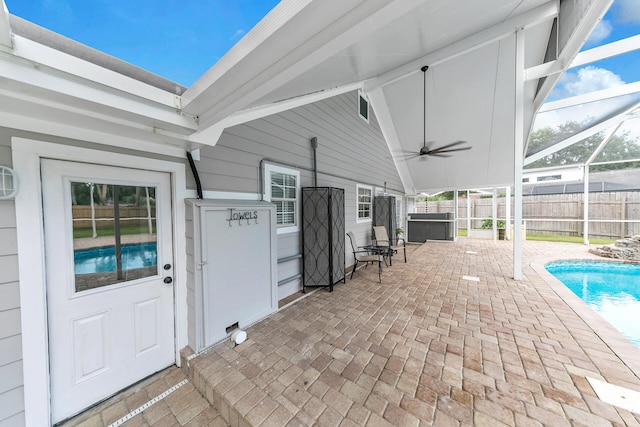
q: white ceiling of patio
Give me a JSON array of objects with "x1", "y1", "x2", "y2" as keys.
[{"x1": 182, "y1": 0, "x2": 611, "y2": 194}]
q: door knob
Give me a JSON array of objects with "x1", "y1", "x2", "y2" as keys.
[
  {"x1": 164, "y1": 277, "x2": 173, "y2": 284},
  {"x1": 163, "y1": 264, "x2": 172, "y2": 270}
]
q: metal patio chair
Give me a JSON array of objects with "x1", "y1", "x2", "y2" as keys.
[
  {"x1": 346, "y1": 231, "x2": 382, "y2": 282},
  {"x1": 372, "y1": 225, "x2": 406, "y2": 265}
]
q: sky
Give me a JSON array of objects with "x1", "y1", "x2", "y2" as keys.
[
  {"x1": 5, "y1": 0, "x2": 280, "y2": 87},
  {"x1": 533, "y1": 0, "x2": 640, "y2": 153},
  {"x1": 549, "y1": 0, "x2": 640, "y2": 100}
]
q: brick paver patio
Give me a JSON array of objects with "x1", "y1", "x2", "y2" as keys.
[{"x1": 64, "y1": 238, "x2": 640, "y2": 426}]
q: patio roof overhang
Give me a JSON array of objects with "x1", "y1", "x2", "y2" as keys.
[
  {"x1": 181, "y1": 0, "x2": 612, "y2": 195},
  {"x1": 0, "y1": 0, "x2": 613, "y2": 193}
]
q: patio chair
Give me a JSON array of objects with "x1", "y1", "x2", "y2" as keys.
[
  {"x1": 346, "y1": 231, "x2": 382, "y2": 282},
  {"x1": 373, "y1": 226, "x2": 406, "y2": 265}
]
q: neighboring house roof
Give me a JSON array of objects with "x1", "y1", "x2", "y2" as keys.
[
  {"x1": 526, "y1": 180, "x2": 639, "y2": 195},
  {"x1": 525, "y1": 168, "x2": 640, "y2": 194},
  {"x1": 0, "y1": 0, "x2": 613, "y2": 194}
]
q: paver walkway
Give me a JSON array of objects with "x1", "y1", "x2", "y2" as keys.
[
  {"x1": 64, "y1": 238, "x2": 640, "y2": 426},
  {"x1": 186, "y1": 238, "x2": 640, "y2": 426}
]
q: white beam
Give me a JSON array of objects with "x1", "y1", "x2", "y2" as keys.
[
  {"x1": 514, "y1": 28, "x2": 525, "y2": 280},
  {"x1": 0, "y1": 110, "x2": 192, "y2": 158},
  {"x1": 571, "y1": 34, "x2": 640, "y2": 69},
  {"x1": 0, "y1": 0, "x2": 11, "y2": 50},
  {"x1": 0, "y1": 51, "x2": 197, "y2": 132},
  {"x1": 365, "y1": 0, "x2": 559, "y2": 93},
  {"x1": 583, "y1": 164, "x2": 590, "y2": 245},
  {"x1": 524, "y1": 59, "x2": 565, "y2": 81},
  {"x1": 492, "y1": 188, "x2": 497, "y2": 243},
  {"x1": 524, "y1": 29, "x2": 640, "y2": 82},
  {"x1": 505, "y1": 186, "x2": 511, "y2": 240},
  {"x1": 525, "y1": 101, "x2": 640, "y2": 165},
  {"x1": 10, "y1": 35, "x2": 184, "y2": 109},
  {"x1": 586, "y1": 122, "x2": 623, "y2": 165},
  {"x1": 454, "y1": 190, "x2": 459, "y2": 241},
  {"x1": 189, "y1": 82, "x2": 364, "y2": 145},
  {"x1": 466, "y1": 190, "x2": 471, "y2": 234},
  {"x1": 539, "y1": 81, "x2": 640, "y2": 113}
]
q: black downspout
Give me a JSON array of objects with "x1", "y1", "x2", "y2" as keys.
[
  {"x1": 311, "y1": 137, "x2": 318, "y2": 186},
  {"x1": 186, "y1": 151, "x2": 203, "y2": 199}
]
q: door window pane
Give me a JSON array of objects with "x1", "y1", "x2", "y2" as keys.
[{"x1": 72, "y1": 182, "x2": 158, "y2": 292}]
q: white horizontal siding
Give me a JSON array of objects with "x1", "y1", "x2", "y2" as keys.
[{"x1": 0, "y1": 195, "x2": 24, "y2": 426}]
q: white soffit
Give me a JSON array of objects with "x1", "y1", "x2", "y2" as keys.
[
  {"x1": 183, "y1": 0, "x2": 558, "y2": 193},
  {"x1": 183, "y1": 0, "x2": 552, "y2": 125}
]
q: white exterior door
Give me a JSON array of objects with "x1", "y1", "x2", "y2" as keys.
[{"x1": 41, "y1": 159, "x2": 176, "y2": 423}]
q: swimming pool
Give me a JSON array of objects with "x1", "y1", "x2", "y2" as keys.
[
  {"x1": 546, "y1": 261, "x2": 640, "y2": 348},
  {"x1": 74, "y1": 242, "x2": 157, "y2": 274}
]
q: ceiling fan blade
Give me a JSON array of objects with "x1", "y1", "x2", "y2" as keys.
[
  {"x1": 431, "y1": 146, "x2": 472, "y2": 154},
  {"x1": 398, "y1": 153, "x2": 422, "y2": 160},
  {"x1": 430, "y1": 140, "x2": 468, "y2": 151}
]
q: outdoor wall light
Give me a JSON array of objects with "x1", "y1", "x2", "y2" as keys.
[{"x1": 0, "y1": 166, "x2": 18, "y2": 200}]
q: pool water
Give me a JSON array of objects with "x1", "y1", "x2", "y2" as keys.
[
  {"x1": 74, "y1": 242, "x2": 157, "y2": 274},
  {"x1": 546, "y1": 261, "x2": 640, "y2": 348}
]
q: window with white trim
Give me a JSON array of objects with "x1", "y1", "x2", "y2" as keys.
[
  {"x1": 356, "y1": 184, "x2": 372, "y2": 222},
  {"x1": 264, "y1": 164, "x2": 300, "y2": 234}
]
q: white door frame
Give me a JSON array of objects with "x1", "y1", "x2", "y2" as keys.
[{"x1": 12, "y1": 138, "x2": 188, "y2": 426}]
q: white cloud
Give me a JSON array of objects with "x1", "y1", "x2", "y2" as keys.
[
  {"x1": 556, "y1": 66, "x2": 625, "y2": 98},
  {"x1": 230, "y1": 29, "x2": 246, "y2": 41},
  {"x1": 585, "y1": 20, "x2": 612, "y2": 46},
  {"x1": 615, "y1": 0, "x2": 640, "y2": 24},
  {"x1": 536, "y1": 67, "x2": 634, "y2": 131}
]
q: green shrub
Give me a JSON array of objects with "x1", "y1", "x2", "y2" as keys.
[{"x1": 481, "y1": 219, "x2": 505, "y2": 229}]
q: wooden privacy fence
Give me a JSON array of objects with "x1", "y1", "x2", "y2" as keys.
[
  {"x1": 72, "y1": 205, "x2": 155, "y2": 230},
  {"x1": 417, "y1": 191, "x2": 640, "y2": 239}
]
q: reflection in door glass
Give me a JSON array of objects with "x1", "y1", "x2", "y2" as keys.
[{"x1": 71, "y1": 182, "x2": 158, "y2": 292}]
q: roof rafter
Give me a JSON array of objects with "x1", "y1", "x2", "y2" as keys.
[
  {"x1": 189, "y1": 82, "x2": 364, "y2": 145},
  {"x1": 539, "y1": 81, "x2": 640, "y2": 112},
  {"x1": 571, "y1": 34, "x2": 640, "y2": 69}
]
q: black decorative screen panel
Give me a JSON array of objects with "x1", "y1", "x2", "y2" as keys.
[
  {"x1": 373, "y1": 196, "x2": 397, "y2": 243},
  {"x1": 302, "y1": 187, "x2": 345, "y2": 291},
  {"x1": 330, "y1": 189, "x2": 345, "y2": 285}
]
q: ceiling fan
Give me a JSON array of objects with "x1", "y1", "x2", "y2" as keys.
[{"x1": 405, "y1": 65, "x2": 472, "y2": 160}]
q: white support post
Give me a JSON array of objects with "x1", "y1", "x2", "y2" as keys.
[
  {"x1": 505, "y1": 186, "x2": 511, "y2": 240},
  {"x1": 492, "y1": 187, "x2": 497, "y2": 242},
  {"x1": 466, "y1": 190, "x2": 471, "y2": 235},
  {"x1": 513, "y1": 28, "x2": 525, "y2": 280},
  {"x1": 583, "y1": 165, "x2": 590, "y2": 245},
  {"x1": 454, "y1": 190, "x2": 459, "y2": 241}
]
